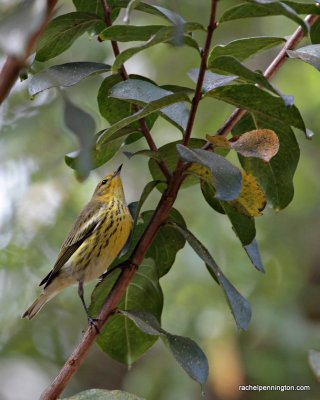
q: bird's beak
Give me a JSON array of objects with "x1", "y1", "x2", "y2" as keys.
[{"x1": 114, "y1": 164, "x2": 123, "y2": 176}]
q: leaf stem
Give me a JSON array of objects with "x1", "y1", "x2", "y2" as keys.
[
  {"x1": 99, "y1": 0, "x2": 172, "y2": 182},
  {"x1": 0, "y1": 0, "x2": 58, "y2": 105}
]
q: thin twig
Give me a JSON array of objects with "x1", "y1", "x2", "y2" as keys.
[
  {"x1": 214, "y1": 13, "x2": 319, "y2": 139},
  {"x1": 40, "y1": 2, "x2": 219, "y2": 399},
  {"x1": 0, "y1": 0, "x2": 58, "y2": 105},
  {"x1": 182, "y1": 0, "x2": 218, "y2": 146},
  {"x1": 100, "y1": 0, "x2": 172, "y2": 182}
]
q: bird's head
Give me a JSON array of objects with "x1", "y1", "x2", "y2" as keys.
[{"x1": 93, "y1": 165, "x2": 125, "y2": 201}]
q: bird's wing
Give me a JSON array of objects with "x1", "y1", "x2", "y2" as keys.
[{"x1": 40, "y1": 203, "x2": 103, "y2": 288}]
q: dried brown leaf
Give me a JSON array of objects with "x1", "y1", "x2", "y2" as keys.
[{"x1": 230, "y1": 129, "x2": 279, "y2": 162}]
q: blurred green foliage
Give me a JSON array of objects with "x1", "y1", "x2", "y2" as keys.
[{"x1": 1, "y1": 0, "x2": 320, "y2": 399}]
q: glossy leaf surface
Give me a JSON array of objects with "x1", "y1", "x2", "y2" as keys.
[
  {"x1": 29, "y1": 62, "x2": 110, "y2": 96},
  {"x1": 177, "y1": 145, "x2": 243, "y2": 201},
  {"x1": 36, "y1": 12, "x2": 104, "y2": 62},
  {"x1": 208, "y1": 36, "x2": 286, "y2": 62},
  {"x1": 120, "y1": 310, "x2": 209, "y2": 386},
  {"x1": 171, "y1": 224, "x2": 252, "y2": 330},
  {"x1": 90, "y1": 259, "x2": 163, "y2": 365}
]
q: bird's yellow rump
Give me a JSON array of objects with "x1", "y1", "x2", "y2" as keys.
[{"x1": 22, "y1": 165, "x2": 132, "y2": 321}]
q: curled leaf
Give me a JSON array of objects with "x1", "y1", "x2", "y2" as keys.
[
  {"x1": 119, "y1": 310, "x2": 209, "y2": 386},
  {"x1": 177, "y1": 145, "x2": 242, "y2": 201},
  {"x1": 170, "y1": 224, "x2": 252, "y2": 330},
  {"x1": 230, "y1": 129, "x2": 279, "y2": 162}
]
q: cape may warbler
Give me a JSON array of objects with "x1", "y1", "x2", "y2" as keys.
[{"x1": 22, "y1": 165, "x2": 132, "y2": 322}]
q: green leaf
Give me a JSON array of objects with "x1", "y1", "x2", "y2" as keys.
[
  {"x1": 208, "y1": 36, "x2": 286, "y2": 62},
  {"x1": 244, "y1": 240, "x2": 265, "y2": 273},
  {"x1": 311, "y1": 19, "x2": 320, "y2": 44},
  {"x1": 201, "y1": 182, "x2": 264, "y2": 272},
  {"x1": 200, "y1": 181, "x2": 225, "y2": 214},
  {"x1": 109, "y1": 79, "x2": 190, "y2": 132},
  {"x1": 99, "y1": 24, "x2": 165, "y2": 42},
  {"x1": 117, "y1": 209, "x2": 186, "y2": 278},
  {"x1": 121, "y1": 180, "x2": 162, "y2": 257},
  {"x1": 123, "y1": 0, "x2": 142, "y2": 24},
  {"x1": 188, "y1": 69, "x2": 237, "y2": 93},
  {"x1": 36, "y1": 12, "x2": 104, "y2": 62},
  {"x1": 72, "y1": 0, "x2": 120, "y2": 21},
  {"x1": 72, "y1": 0, "x2": 103, "y2": 16},
  {"x1": 90, "y1": 259, "x2": 163, "y2": 365},
  {"x1": 219, "y1": 1, "x2": 309, "y2": 33},
  {"x1": 221, "y1": 201, "x2": 256, "y2": 246},
  {"x1": 221, "y1": 202, "x2": 264, "y2": 271},
  {"x1": 207, "y1": 55, "x2": 293, "y2": 106},
  {"x1": 0, "y1": 0, "x2": 47, "y2": 57},
  {"x1": 97, "y1": 75, "x2": 157, "y2": 143},
  {"x1": 98, "y1": 74, "x2": 129, "y2": 124},
  {"x1": 149, "y1": 139, "x2": 206, "y2": 192},
  {"x1": 147, "y1": 209, "x2": 187, "y2": 277},
  {"x1": 309, "y1": 349, "x2": 320, "y2": 382},
  {"x1": 206, "y1": 84, "x2": 307, "y2": 135},
  {"x1": 63, "y1": 97, "x2": 95, "y2": 178},
  {"x1": 287, "y1": 45, "x2": 320, "y2": 71},
  {"x1": 282, "y1": 1, "x2": 320, "y2": 15},
  {"x1": 130, "y1": 181, "x2": 162, "y2": 226},
  {"x1": 62, "y1": 388, "x2": 145, "y2": 399},
  {"x1": 96, "y1": 92, "x2": 190, "y2": 148},
  {"x1": 116, "y1": 1, "x2": 186, "y2": 25},
  {"x1": 65, "y1": 127, "x2": 134, "y2": 172},
  {"x1": 119, "y1": 310, "x2": 209, "y2": 386},
  {"x1": 124, "y1": 149, "x2": 160, "y2": 161},
  {"x1": 170, "y1": 224, "x2": 251, "y2": 330},
  {"x1": 182, "y1": 35, "x2": 201, "y2": 53},
  {"x1": 29, "y1": 62, "x2": 110, "y2": 97},
  {"x1": 232, "y1": 113, "x2": 300, "y2": 210},
  {"x1": 177, "y1": 145, "x2": 242, "y2": 201},
  {"x1": 112, "y1": 23, "x2": 203, "y2": 72},
  {"x1": 99, "y1": 24, "x2": 201, "y2": 52}
]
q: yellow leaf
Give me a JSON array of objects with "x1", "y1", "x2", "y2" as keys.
[
  {"x1": 230, "y1": 172, "x2": 266, "y2": 217},
  {"x1": 230, "y1": 129, "x2": 279, "y2": 162},
  {"x1": 186, "y1": 163, "x2": 212, "y2": 184},
  {"x1": 206, "y1": 134, "x2": 231, "y2": 149}
]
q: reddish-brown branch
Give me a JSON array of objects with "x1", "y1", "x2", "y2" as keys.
[
  {"x1": 0, "y1": 0, "x2": 58, "y2": 105},
  {"x1": 183, "y1": 1, "x2": 218, "y2": 146},
  {"x1": 214, "y1": 13, "x2": 319, "y2": 139},
  {"x1": 40, "y1": 264, "x2": 137, "y2": 400},
  {"x1": 40, "y1": 1, "x2": 219, "y2": 399},
  {"x1": 99, "y1": 0, "x2": 171, "y2": 181},
  {"x1": 39, "y1": 5, "x2": 320, "y2": 400}
]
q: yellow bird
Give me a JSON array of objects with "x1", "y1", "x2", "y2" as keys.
[{"x1": 22, "y1": 165, "x2": 133, "y2": 323}]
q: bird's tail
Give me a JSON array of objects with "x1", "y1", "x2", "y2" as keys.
[{"x1": 22, "y1": 290, "x2": 58, "y2": 320}]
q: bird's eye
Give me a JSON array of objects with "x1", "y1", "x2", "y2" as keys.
[{"x1": 101, "y1": 179, "x2": 108, "y2": 185}]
